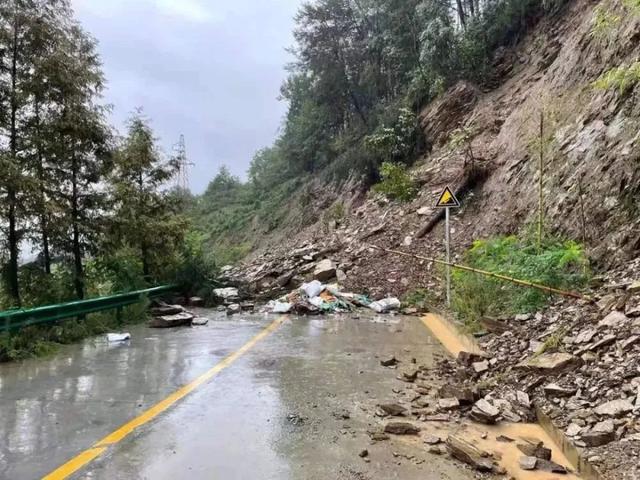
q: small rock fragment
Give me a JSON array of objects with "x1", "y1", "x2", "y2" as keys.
[
  {"x1": 384, "y1": 422, "x2": 420, "y2": 435},
  {"x1": 380, "y1": 356, "x2": 398, "y2": 367},
  {"x1": 519, "y1": 456, "x2": 538, "y2": 471}
]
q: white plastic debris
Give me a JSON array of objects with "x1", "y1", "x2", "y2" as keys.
[
  {"x1": 369, "y1": 297, "x2": 401, "y2": 313},
  {"x1": 106, "y1": 333, "x2": 131, "y2": 342},
  {"x1": 301, "y1": 280, "x2": 324, "y2": 298},
  {"x1": 272, "y1": 301, "x2": 293, "y2": 313},
  {"x1": 309, "y1": 296, "x2": 325, "y2": 308}
]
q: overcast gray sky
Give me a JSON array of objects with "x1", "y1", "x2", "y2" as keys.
[{"x1": 73, "y1": 0, "x2": 301, "y2": 193}]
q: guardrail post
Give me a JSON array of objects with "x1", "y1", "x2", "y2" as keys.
[{"x1": 116, "y1": 306, "x2": 123, "y2": 325}]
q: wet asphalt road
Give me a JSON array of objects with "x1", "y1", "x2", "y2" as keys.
[{"x1": 0, "y1": 310, "x2": 472, "y2": 480}]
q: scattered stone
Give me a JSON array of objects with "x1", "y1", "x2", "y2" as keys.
[
  {"x1": 581, "y1": 428, "x2": 615, "y2": 447},
  {"x1": 359, "y1": 449, "x2": 369, "y2": 458},
  {"x1": 565, "y1": 423, "x2": 582, "y2": 437},
  {"x1": 368, "y1": 431, "x2": 390, "y2": 441},
  {"x1": 446, "y1": 435, "x2": 494, "y2": 472},
  {"x1": 423, "y1": 434, "x2": 442, "y2": 445},
  {"x1": 401, "y1": 369, "x2": 419, "y2": 382},
  {"x1": 313, "y1": 259, "x2": 337, "y2": 282},
  {"x1": 472, "y1": 360, "x2": 489, "y2": 373},
  {"x1": 213, "y1": 287, "x2": 239, "y2": 302},
  {"x1": 469, "y1": 399, "x2": 500, "y2": 424},
  {"x1": 380, "y1": 356, "x2": 398, "y2": 367},
  {"x1": 286, "y1": 413, "x2": 306, "y2": 426},
  {"x1": 384, "y1": 422, "x2": 420, "y2": 435},
  {"x1": 424, "y1": 414, "x2": 450, "y2": 422},
  {"x1": 519, "y1": 456, "x2": 538, "y2": 471},
  {"x1": 621, "y1": 335, "x2": 640, "y2": 350},
  {"x1": 535, "y1": 459, "x2": 567, "y2": 474},
  {"x1": 589, "y1": 334, "x2": 617, "y2": 351},
  {"x1": 517, "y1": 352, "x2": 581, "y2": 374},
  {"x1": 543, "y1": 383, "x2": 577, "y2": 398},
  {"x1": 594, "y1": 399, "x2": 634, "y2": 417},
  {"x1": 438, "y1": 398, "x2": 460, "y2": 411},
  {"x1": 575, "y1": 328, "x2": 597, "y2": 344},
  {"x1": 226, "y1": 303, "x2": 241, "y2": 315},
  {"x1": 191, "y1": 317, "x2": 209, "y2": 326},
  {"x1": 428, "y1": 445, "x2": 448, "y2": 455},
  {"x1": 457, "y1": 351, "x2": 486, "y2": 366},
  {"x1": 517, "y1": 440, "x2": 551, "y2": 461},
  {"x1": 150, "y1": 304, "x2": 184, "y2": 316},
  {"x1": 438, "y1": 385, "x2": 475, "y2": 405},
  {"x1": 496, "y1": 435, "x2": 514, "y2": 443},
  {"x1": 148, "y1": 312, "x2": 194, "y2": 328},
  {"x1": 379, "y1": 403, "x2": 407, "y2": 416},
  {"x1": 598, "y1": 311, "x2": 629, "y2": 328},
  {"x1": 516, "y1": 391, "x2": 531, "y2": 408}
]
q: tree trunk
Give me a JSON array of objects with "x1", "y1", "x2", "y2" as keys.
[
  {"x1": 456, "y1": 0, "x2": 467, "y2": 29},
  {"x1": 35, "y1": 99, "x2": 51, "y2": 274},
  {"x1": 7, "y1": 14, "x2": 21, "y2": 306},
  {"x1": 71, "y1": 155, "x2": 84, "y2": 299}
]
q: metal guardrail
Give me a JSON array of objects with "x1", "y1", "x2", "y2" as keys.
[{"x1": 0, "y1": 285, "x2": 176, "y2": 333}]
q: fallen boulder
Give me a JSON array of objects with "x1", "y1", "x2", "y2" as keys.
[
  {"x1": 516, "y1": 440, "x2": 551, "y2": 461},
  {"x1": 516, "y1": 353, "x2": 581, "y2": 374},
  {"x1": 313, "y1": 259, "x2": 337, "y2": 282},
  {"x1": 469, "y1": 398, "x2": 500, "y2": 424},
  {"x1": 148, "y1": 312, "x2": 194, "y2": 328},
  {"x1": 213, "y1": 287, "x2": 239, "y2": 302},
  {"x1": 446, "y1": 435, "x2": 494, "y2": 472},
  {"x1": 150, "y1": 304, "x2": 184, "y2": 316}
]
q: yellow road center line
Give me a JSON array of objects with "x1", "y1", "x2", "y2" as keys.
[{"x1": 42, "y1": 315, "x2": 286, "y2": 480}]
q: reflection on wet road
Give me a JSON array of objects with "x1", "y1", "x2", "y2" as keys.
[{"x1": 0, "y1": 311, "x2": 470, "y2": 480}]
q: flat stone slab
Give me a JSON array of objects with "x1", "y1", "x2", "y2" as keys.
[
  {"x1": 594, "y1": 399, "x2": 634, "y2": 417},
  {"x1": 517, "y1": 353, "x2": 581, "y2": 373},
  {"x1": 148, "y1": 312, "x2": 194, "y2": 328}
]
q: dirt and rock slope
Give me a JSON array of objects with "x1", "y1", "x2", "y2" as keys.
[{"x1": 218, "y1": 1, "x2": 640, "y2": 478}]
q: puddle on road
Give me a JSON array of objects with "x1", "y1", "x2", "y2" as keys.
[{"x1": 420, "y1": 313, "x2": 584, "y2": 480}]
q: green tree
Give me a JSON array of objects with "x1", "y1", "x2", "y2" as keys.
[
  {"x1": 109, "y1": 110, "x2": 184, "y2": 281},
  {"x1": 46, "y1": 22, "x2": 111, "y2": 299}
]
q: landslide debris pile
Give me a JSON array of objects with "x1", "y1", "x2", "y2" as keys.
[{"x1": 429, "y1": 258, "x2": 640, "y2": 479}]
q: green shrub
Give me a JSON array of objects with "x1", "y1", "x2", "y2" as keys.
[
  {"x1": 373, "y1": 162, "x2": 418, "y2": 202},
  {"x1": 402, "y1": 288, "x2": 436, "y2": 312},
  {"x1": 452, "y1": 236, "x2": 589, "y2": 329},
  {"x1": 593, "y1": 62, "x2": 640, "y2": 94},
  {"x1": 174, "y1": 231, "x2": 219, "y2": 303}
]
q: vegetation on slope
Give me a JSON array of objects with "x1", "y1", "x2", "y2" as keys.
[
  {"x1": 452, "y1": 236, "x2": 590, "y2": 332},
  {"x1": 193, "y1": 0, "x2": 569, "y2": 256}
]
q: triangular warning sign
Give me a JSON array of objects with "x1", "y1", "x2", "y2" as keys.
[{"x1": 435, "y1": 186, "x2": 460, "y2": 208}]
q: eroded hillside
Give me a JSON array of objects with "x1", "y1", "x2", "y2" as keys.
[{"x1": 226, "y1": 0, "x2": 639, "y2": 301}]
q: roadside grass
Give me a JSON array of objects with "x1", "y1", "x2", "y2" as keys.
[
  {"x1": 452, "y1": 235, "x2": 589, "y2": 331},
  {"x1": 0, "y1": 300, "x2": 149, "y2": 363},
  {"x1": 402, "y1": 288, "x2": 437, "y2": 312}
]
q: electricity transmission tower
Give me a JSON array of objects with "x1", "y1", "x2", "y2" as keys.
[{"x1": 175, "y1": 134, "x2": 193, "y2": 191}]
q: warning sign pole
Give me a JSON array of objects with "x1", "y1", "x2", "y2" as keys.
[
  {"x1": 445, "y1": 207, "x2": 451, "y2": 307},
  {"x1": 434, "y1": 186, "x2": 460, "y2": 308}
]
